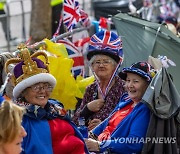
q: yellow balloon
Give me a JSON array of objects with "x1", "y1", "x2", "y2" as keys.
[{"x1": 43, "y1": 38, "x2": 68, "y2": 58}]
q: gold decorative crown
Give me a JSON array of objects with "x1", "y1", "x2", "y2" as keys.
[{"x1": 5, "y1": 44, "x2": 49, "y2": 86}]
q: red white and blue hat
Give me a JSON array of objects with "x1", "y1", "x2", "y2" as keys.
[
  {"x1": 87, "y1": 30, "x2": 123, "y2": 63},
  {"x1": 119, "y1": 62, "x2": 156, "y2": 82}
]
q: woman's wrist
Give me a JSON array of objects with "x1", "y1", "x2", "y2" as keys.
[{"x1": 96, "y1": 141, "x2": 101, "y2": 152}]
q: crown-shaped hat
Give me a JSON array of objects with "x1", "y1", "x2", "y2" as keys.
[{"x1": 5, "y1": 44, "x2": 56, "y2": 98}]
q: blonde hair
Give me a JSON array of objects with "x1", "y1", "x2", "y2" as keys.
[{"x1": 0, "y1": 100, "x2": 25, "y2": 145}]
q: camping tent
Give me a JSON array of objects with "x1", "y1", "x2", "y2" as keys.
[{"x1": 113, "y1": 13, "x2": 180, "y2": 92}]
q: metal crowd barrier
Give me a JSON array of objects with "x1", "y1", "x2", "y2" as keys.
[{"x1": 0, "y1": 0, "x2": 31, "y2": 52}]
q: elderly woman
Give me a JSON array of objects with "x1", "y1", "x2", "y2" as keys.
[
  {"x1": 72, "y1": 30, "x2": 125, "y2": 130},
  {"x1": 0, "y1": 100, "x2": 27, "y2": 154},
  {"x1": 85, "y1": 61, "x2": 156, "y2": 154},
  {"x1": 0, "y1": 52, "x2": 15, "y2": 100},
  {"x1": 5, "y1": 48, "x2": 88, "y2": 154}
]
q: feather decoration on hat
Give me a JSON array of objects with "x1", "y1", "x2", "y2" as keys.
[{"x1": 157, "y1": 55, "x2": 176, "y2": 68}]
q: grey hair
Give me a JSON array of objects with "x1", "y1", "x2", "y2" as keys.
[{"x1": 89, "y1": 54, "x2": 118, "y2": 66}]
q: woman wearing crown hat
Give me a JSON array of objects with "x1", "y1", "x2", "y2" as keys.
[
  {"x1": 5, "y1": 46, "x2": 89, "y2": 154},
  {"x1": 72, "y1": 29, "x2": 125, "y2": 130},
  {"x1": 85, "y1": 61, "x2": 156, "y2": 153}
]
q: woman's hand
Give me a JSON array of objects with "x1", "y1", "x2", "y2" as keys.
[
  {"x1": 84, "y1": 138, "x2": 100, "y2": 152},
  {"x1": 87, "y1": 99, "x2": 104, "y2": 112},
  {"x1": 88, "y1": 119, "x2": 101, "y2": 130}
]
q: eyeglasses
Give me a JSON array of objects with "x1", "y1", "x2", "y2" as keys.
[
  {"x1": 92, "y1": 59, "x2": 113, "y2": 66},
  {"x1": 29, "y1": 83, "x2": 53, "y2": 92}
]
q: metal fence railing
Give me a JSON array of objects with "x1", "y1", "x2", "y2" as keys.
[{"x1": 0, "y1": 0, "x2": 31, "y2": 53}]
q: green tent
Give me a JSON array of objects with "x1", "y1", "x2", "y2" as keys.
[{"x1": 113, "y1": 13, "x2": 180, "y2": 93}]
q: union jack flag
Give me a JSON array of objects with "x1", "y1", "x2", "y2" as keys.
[
  {"x1": 80, "y1": 9, "x2": 91, "y2": 27},
  {"x1": 63, "y1": 0, "x2": 81, "y2": 31},
  {"x1": 72, "y1": 29, "x2": 90, "y2": 55},
  {"x1": 58, "y1": 39, "x2": 85, "y2": 78}
]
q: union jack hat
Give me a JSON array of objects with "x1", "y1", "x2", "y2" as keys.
[
  {"x1": 119, "y1": 62, "x2": 156, "y2": 82},
  {"x1": 87, "y1": 30, "x2": 123, "y2": 63}
]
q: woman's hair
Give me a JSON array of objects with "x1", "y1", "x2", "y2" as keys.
[{"x1": 0, "y1": 100, "x2": 25, "y2": 145}]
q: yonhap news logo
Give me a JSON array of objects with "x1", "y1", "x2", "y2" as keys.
[
  {"x1": 112, "y1": 137, "x2": 176, "y2": 144},
  {"x1": 99, "y1": 137, "x2": 176, "y2": 150}
]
